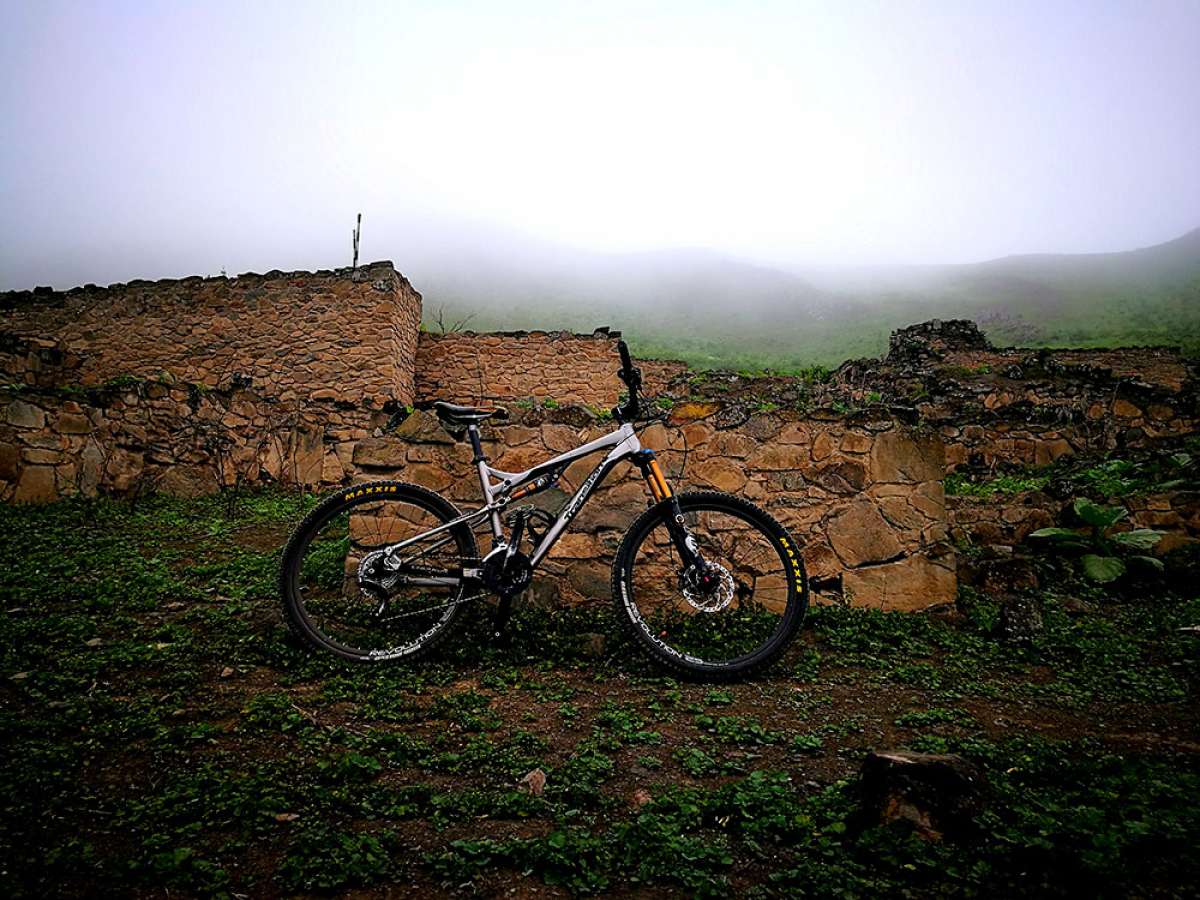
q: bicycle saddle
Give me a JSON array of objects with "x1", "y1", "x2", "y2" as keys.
[{"x1": 432, "y1": 401, "x2": 509, "y2": 426}]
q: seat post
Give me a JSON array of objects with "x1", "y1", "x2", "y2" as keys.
[
  {"x1": 467, "y1": 424, "x2": 486, "y2": 464},
  {"x1": 468, "y1": 425, "x2": 504, "y2": 542}
]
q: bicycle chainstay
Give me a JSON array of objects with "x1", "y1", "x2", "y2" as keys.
[{"x1": 371, "y1": 557, "x2": 488, "y2": 622}]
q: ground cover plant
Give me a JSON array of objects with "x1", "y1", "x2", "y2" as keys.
[{"x1": 1, "y1": 489, "x2": 1197, "y2": 897}]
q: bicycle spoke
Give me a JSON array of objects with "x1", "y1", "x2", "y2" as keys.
[
  {"x1": 622, "y1": 499, "x2": 799, "y2": 667},
  {"x1": 287, "y1": 493, "x2": 477, "y2": 659}
]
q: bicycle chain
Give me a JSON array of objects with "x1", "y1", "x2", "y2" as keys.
[
  {"x1": 373, "y1": 590, "x2": 490, "y2": 623},
  {"x1": 370, "y1": 557, "x2": 489, "y2": 623}
]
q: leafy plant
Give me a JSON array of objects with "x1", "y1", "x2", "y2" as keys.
[{"x1": 1030, "y1": 497, "x2": 1164, "y2": 583}]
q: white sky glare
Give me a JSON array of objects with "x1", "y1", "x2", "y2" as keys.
[{"x1": 1, "y1": 0, "x2": 1198, "y2": 288}]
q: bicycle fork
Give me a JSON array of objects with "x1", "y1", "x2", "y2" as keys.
[{"x1": 631, "y1": 450, "x2": 703, "y2": 570}]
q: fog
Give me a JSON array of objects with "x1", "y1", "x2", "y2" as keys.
[{"x1": 1, "y1": 0, "x2": 1198, "y2": 294}]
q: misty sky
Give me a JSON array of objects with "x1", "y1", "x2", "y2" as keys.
[{"x1": 2, "y1": 0, "x2": 1198, "y2": 290}]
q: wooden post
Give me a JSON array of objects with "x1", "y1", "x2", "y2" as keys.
[{"x1": 352, "y1": 213, "x2": 362, "y2": 269}]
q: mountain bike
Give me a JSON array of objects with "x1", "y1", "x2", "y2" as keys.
[{"x1": 279, "y1": 341, "x2": 808, "y2": 679}]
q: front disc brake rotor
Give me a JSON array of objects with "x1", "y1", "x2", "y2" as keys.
[{"x1": 680, "y1": 562, "x2": 736, "y2": 612}]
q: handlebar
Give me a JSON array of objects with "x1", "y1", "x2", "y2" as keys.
[
  {"x1": 618, "y1": 340, "x2": 633, "y2": 376},
  {"x1": 611, "y1": 339, "x2": 643, "y2": 423}
]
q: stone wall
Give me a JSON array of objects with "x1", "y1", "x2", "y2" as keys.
[
  {"x1": 349, "y1": 405, "x2": 956, "y2": 611},
  {"x1": 834, "y1": 320, "x2": 1199, "y2": 472},
  {"x1": 6, "y1": 255, "x2": 1197, "y2": 613},
  {"x1": 415, "y1": 329, "x2": 688, "y2": 406},
  {"x1": 948, "y1": 489, "x2": 1199, "y2": 555},
  {"x1": 0, "y1": 375, "x2": 955, "y2": 610},
  {"x1": 0, "y1": 380, "x2": 391, "y2": 503},
  {"x1": 0, "y1": 262, "x2": 422, "y2": 407}
]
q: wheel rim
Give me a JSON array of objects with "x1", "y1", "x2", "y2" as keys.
[
  {"x1": 289, "y1": 495, "x2": 473, "y2": 659},
  {"x1": 622, "y1": 503, "x2": 797, "y2": 667}
]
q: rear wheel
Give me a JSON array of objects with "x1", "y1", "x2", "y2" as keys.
[
  {"x1": 279, "y1": 481, "x2": 479, "y2": 663},
  {"x1": 611, "y1": 491, "x2": 807, "y2": 680}
]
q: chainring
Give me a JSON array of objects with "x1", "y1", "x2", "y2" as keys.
[{"x1": 481, "y1": 547, "x2": 534, "y2": 597}]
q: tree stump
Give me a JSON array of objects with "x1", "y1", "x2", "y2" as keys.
[{"x1": 858, "y1": 751, "x2": 987, "y2": 841}]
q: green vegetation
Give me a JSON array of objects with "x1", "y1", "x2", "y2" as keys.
[
  {"x1": 1031, "y1": 497, "x2": 1164, "y2": 583},
  {"x1": 1, "y1": 488, "x2": 1197, "y2": 896},
  {"x1": 945, "y1": 470, "x2": 1053, "y2": 497},
  {"x1": 946, "y1": 445, "x2": 1196, "y2": 500},
  {"x1": 1067, "y1": 450, "x2": 1195, "y2": 497},
  {"x1": 420, "y1": 234, "x2": 1200, "y2": 369}
]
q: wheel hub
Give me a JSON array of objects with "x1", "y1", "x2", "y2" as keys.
[{"x1": 680, "y1": 562, "x2": 735, "y2": 612}]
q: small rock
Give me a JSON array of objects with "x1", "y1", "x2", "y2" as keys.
[
  {"x1": 10, "y1": 671, "x2": 30, "y2": 682},
  {"x1": 275, "y1": 812, "x2": 300, "y2": 822},
  {"x1": 577, "y1": 632, "x2": 607, "y2": 658},
  {"x1": 220, "y1": 666, "x2": 234, "y2": 678},
  {"x1": 84, "y1": 637, "x2": 103, "y2": 648},
  {"x1": 152, "y1": 642, "x2": 172, "y2": 651},
  {"x1": 518, "y1": 768, "x2": 547, "y2": 797},
  {"x1": 632, "y1": 789, "x2": 653, "y2": 808},
  {"x1": 1062, "y1": 597, "x2": 1093, "y2": 616},
  {"x1": 979, "y1": 557, "x2": 1039, "y2": 596}
]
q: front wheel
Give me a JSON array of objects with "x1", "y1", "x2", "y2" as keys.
[{"x1": 611, "y1": 491, "x2": 807, "y2": 680}]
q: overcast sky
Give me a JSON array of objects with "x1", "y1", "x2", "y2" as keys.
[{"x1": 2, "y1": 0, "x2": 1198, "y2": 289}]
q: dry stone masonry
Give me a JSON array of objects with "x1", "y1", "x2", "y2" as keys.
[
  {"x1": 4, "y1": 267, "x2": 1197, "y2": 611},
  {"x1": 836, "y1": 319, "x2": 1198, "y2": 470},
  {"x1": 416, "y1": 328, "x2": 687, "y2": 406},
  {"x1": 1, "y1": 261, "x2": 421, "y2": 407}
]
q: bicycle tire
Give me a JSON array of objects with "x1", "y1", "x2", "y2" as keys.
[
  {"x1": 279, "y1": 480, "x2": 479, "y2": 663},
  {"x1": 611, "y1": 490, "x2": 808, "y2": 681}
]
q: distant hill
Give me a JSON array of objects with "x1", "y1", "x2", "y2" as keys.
[
  {"x1": 824, "y1": 227, "x2": 1200, "y2": 354},
  {"x1": 399, "y1": 223, "x2": 1200, "y2": 371}
]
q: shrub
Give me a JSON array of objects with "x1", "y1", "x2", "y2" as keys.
[{"x1": 1030, "y1": 498, "x2": 1163, "y2": 583}]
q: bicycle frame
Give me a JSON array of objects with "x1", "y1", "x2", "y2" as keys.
[{"x1": 378, "y1": 419, "x2": 685, "y2": 584}]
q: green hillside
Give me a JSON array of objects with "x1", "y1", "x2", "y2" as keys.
[{"x1": 417, "y1": 229, "x2": 1200, "y2": 371}]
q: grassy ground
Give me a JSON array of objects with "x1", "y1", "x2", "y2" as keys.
[{"x1": 1, "y1": 490, "x2": 1198, "y2": 898}]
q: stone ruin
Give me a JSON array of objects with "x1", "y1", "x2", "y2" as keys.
[{"x1": 3, "y1": 265, "x2": 1197, "y2": 611}]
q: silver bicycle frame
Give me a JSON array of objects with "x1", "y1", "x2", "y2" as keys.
[{"x1": 381, "y1": 421, "x2": 643, "y2": 580}]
